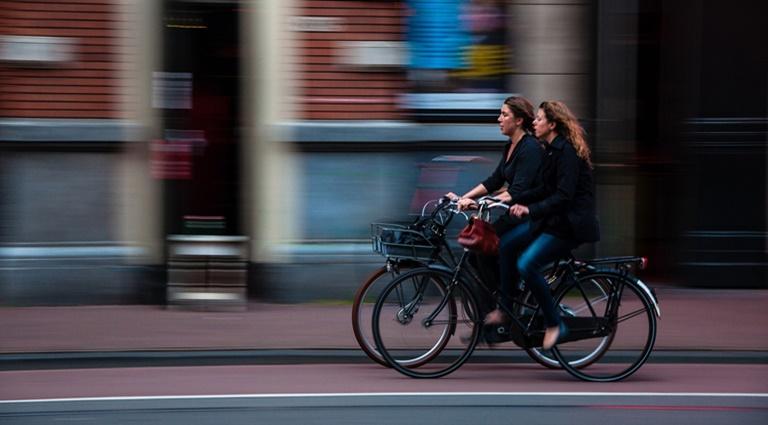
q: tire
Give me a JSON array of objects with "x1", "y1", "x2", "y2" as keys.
[
  {"x1": 372, "y1": 268, "x2": 481, "y2": 378},
  {"x1": 521, "y1": 271, "x2": 615, "y2": 369},
  {"x1": 500, "y1": 263, "x2": 611, "y2": 370},
  {"x1": 352, "y1": 262, "x2": 425, "y2": 367},
  {"x1": 551, "y1": 271, "x2": 657, "y2": 382}
]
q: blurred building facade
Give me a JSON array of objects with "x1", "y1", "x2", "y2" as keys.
[
  {"x1": 0, "y1": 0, "x2": 156, "y2": 304},
  {"x1": 0, "y1": 0, "x2": 765, "y2": 305}
]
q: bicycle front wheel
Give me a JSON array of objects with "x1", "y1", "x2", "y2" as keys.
[
  {"x1": 351, "y1": 263, "x2": 425, "y2": 367},
  {"x1": 372, "y1": 268, "x2": 481, "y2": 378},
  {"x1": 552, "y1": 271, "x2": 658, "y2": 382}
]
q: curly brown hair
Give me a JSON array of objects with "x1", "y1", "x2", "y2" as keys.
[{"x1": 539, "y1": 101, "x2": 593, "y2": 168}]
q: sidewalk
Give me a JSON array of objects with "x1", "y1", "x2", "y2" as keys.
[{"x1": 1, "y1": 286, "x2": 767, "y2": 357}]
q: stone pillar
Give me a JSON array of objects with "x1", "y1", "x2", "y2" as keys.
[
  {"x1": 117, "y1": 0, "x2": 164, "y2": 265},
  {"x1": 506, "y1": 0, "x2": 594, "y2": 117},
  {"x1": 241, "y1": 0, "x2": 300, "y2": 264}
]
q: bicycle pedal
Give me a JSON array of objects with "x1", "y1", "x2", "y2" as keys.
[{"x1": 483, "y1": 324, "x2": 513, "y2": 344}]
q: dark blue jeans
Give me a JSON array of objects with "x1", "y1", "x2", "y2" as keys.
[{"x1": 498, "y1": 220, "x2": 576, "y2": 328}]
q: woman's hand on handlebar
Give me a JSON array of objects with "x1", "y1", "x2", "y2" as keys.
[
  {"x1": 493, "y1": 191, "x2": 512, "y2": 204},
  {"x1": 456, "y1": 197, "x2": 478, "y2": 211},
  {"x1": 509, "y1": 204, "x2": 530, "y2": 218},
  {"x1": 445, "y1": 192, "x2": 460, "y2": 202},
  {"x1": 445, "y1": 192, "x2": 477, "y2": 211}
]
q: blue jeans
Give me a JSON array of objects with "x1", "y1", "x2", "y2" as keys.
[{"x1": 498, "y1": 221, "x2": 576, "y2": 327}]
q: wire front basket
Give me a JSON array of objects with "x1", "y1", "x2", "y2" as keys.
[{"x1": 371, "y1": 222, "x2": 439, "y2": 261}]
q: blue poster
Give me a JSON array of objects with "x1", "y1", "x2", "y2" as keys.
[{"x1": 405, "y1": 0, "x2": 510, "y2": 118}]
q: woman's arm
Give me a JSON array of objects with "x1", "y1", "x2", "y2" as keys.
[
  {"x1": 446, "y1": 183, "x2": 489, "y2": 210},
  {"x1": 493, "y1": 189, "x2": 512, "y2": 204},
  {"x1": 448, "y1": 143, "x2": 508, "y2": 209},
  {"x1": 461, "y1": 183, "x2": 490, "y2": 200}
]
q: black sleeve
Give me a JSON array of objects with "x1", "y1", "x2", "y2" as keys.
[
  {"x1": 528, "y1": 144, "x2": 579, "y2": 219},
  {"x1": 512, "y1": 181, "x2": 546, "y2": 206},
  {"x1": 480, "y1": 146, "x2": 508, "y2": 193},
  {"x1": 505, "y1": 140, "x2": 543, "y2": 199}
]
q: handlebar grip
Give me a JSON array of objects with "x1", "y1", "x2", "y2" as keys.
[{"x1": 478, "y1": 196, "x2": 500, "y2": 203}]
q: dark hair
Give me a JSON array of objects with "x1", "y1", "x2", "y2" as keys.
[
  {"x1": 539, "y1": 100, "x2": 593, "y2": 168},
  {"x1": 503, "y1": 96, "x2": 535, "y2": 134}
]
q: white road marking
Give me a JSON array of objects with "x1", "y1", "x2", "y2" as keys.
[{"x1": 2, "y1": 392, "x2": 767, "y2": 404}]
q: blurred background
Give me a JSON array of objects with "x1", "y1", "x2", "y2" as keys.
[{"x1": 0, "y1": 0, "x2": 765, "y2": 307}]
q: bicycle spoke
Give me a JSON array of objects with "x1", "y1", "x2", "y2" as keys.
[
  {"x1": 576, "y1": 279, "x2": 606, "y2": 318},
  {"x1": 616, "y1": 307, "x2": 648, "y2": 323},
  {"x1": 372, "y1": 268, "x2": 479, "y2": 378},
  {"x1": 520, "y1": 263, "x2": 610, "y2": 371},
  {"x1": 553, "y1": 272, "x2": 657, "y2": 382}
]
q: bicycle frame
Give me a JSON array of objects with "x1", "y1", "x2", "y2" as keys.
[
  {"x1": 419, "y1": 251, "x2": 548, "y2": 348},
  {"x1": 378, "y1": 198, "x2": 660, "y2": 352},
  {"x1": 370, "y1": 199, "x2": 660, "y2": 381},
  {"x1": 419, "y1": 249, "x2": 661, "y2": 350}
]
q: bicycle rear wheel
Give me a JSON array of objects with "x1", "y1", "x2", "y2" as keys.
[
  {"x1": 500, "y1": 263, "x2": 611, "y2": 370},
  {"x1": 372, "y1": 268, "x2": 480, "y2": 378},
  {"x1": 552, "y1": 271, "x2": 658, "y2": 382},
  {"x1": 521, "y1": 275, "x2": 614, "y2": 369}
]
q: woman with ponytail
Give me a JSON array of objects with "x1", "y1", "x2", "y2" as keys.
[
  {"x1": 485, "y1": 100, "x2": 600, "y2": 351},
  {"x1": 444, "y1": 96, "x2": 544, "y2": 330},
  {"x1": 446, "y1": 95, "x2": 542, "y2": 212}
]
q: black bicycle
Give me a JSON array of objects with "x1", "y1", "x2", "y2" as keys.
[
  {"x1": 371, "y1": 199, "x2": 660, "y2": 382},
  {"x1": 354, "y1": 198, "x2": 567, "y2": 369}
]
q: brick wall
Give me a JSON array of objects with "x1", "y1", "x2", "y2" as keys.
[
  {"x1": 290, "y1": 0, "x2": 407, "y2": 120},
  {"x1": 0, "y1": 0, "x2": 128, "y2": 119}
]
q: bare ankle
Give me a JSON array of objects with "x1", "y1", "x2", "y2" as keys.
[{"x1": 484, "y1": 309, "x2": 505, "y2": 325}]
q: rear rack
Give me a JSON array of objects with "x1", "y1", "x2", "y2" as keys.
[{"x1": 581, "y1": 256, "x2": 648, "y2": 271}]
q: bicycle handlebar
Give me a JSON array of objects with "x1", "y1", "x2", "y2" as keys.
[
  {"x1": 476, "y1": 196, "x2": 511, "y2": 215},
  {"x1": 420, "y1": 196, "x2": 510, "y2": 224},
  {"x1": 418, "y1": 197, "x2": 469, "y2": 223}
]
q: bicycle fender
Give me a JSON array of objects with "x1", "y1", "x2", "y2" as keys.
[
  {"x1": 424, "y1": 263, "x2": 457, "y2": 275},
  {"x1": 564, "y1": 269, "x2": 661, "y2": 318},
  {"x1": 635, "y1": 278, "x2": 661, "y2": 318}
]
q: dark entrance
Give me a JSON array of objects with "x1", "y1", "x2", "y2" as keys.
[{"x1": 158, "y1": 0, "x2": 242, "y2": 236}]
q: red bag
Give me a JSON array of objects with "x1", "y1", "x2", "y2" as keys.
[{"x1": 457, "y1": 216, "x2": 499, "y2": 255}]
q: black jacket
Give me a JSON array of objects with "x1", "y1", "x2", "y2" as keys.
[
  {"x1": 514, "y1": 135, "x2": 600, "y2": 243},
  {"x1": 481, "y1": 134, "x2": 543, "y2": 199}
]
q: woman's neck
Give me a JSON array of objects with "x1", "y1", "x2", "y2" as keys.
[
  {"x1": 545, "y1": 131, "x2": 558, "y2": 144},
  {"x1": 509, "y1": 128, "x2": 526, "y2": 147}
]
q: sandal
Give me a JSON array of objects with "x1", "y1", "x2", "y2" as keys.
[{"x1": 542, "y1": 321, "x2": 569, "y2": 350}]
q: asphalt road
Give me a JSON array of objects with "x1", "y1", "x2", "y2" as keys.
[
  {"x1": 2, "y1": 393, "x2": 767, "y2": 425},
  {"x1": 1, "y1": 362, "x2": 766, "y2": 424}
]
